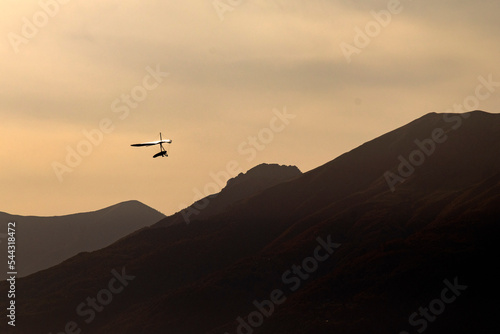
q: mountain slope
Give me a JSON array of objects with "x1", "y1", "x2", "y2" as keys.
[
  {"x1": 1, "y1": 111, "x2": 498, "y2": 334},
  {"x1": 154, "y1": 163, "x2": 301, "y2": 226},
  {"x1": 0, "y1": 200, "x2": 165, "y2": 280}
]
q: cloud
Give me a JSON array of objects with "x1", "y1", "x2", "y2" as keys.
[{"x1": 0, "y1": 0, "x2": 498, "y2": 215}]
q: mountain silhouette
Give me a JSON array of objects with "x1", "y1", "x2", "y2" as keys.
[
  {"x1": 155, "y1": 163, "x2": 302, "y2": 227},
  {"x1": 0, "y1": 200, "x2": 165, "y2": 280},
  {"x1": 0, "y1": 111, "x2": 498, "y2": 334}
]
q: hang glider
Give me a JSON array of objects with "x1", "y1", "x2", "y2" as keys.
[{"x1": 131, "y1": 132, "x2": 172, "y2": 158}]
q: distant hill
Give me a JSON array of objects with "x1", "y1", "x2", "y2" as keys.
[
  {"x1": 0, "y1": 200, "x2": 165, "y2": 280},
  {"x1": 1, "y1": 111, "x2": 498, "y2": 334},
  {"x1": 154, "y1": 163, "x2": 302, "y2": 227}
]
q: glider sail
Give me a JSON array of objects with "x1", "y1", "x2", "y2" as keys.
[
  {"x1": 131, "y1": 139, "x2": 172, "y2": 147},
  {"x1": 131, "y1": 133, "x2": 172, "y2": 158}
]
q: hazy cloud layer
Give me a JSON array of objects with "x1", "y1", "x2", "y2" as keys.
[{"x1": 1, "y1": 0, "x2": 499, "y2": 215}]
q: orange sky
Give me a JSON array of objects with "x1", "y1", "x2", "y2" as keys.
[{"x1": 1, "y1": 0, "x2": 499, "y2": 216}]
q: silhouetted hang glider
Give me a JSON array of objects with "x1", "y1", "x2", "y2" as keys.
[{"x1": 131, "y1": 132, "x2": 172, "y2": 158}]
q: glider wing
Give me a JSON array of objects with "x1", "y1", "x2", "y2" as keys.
[{"x1": 131, "y1": 139, "x2": 172, "y2": 147}]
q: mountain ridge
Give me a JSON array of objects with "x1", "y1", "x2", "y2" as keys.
[
  {"x1": 1, "y1": 111, "x2": 498, "y2": 333},
  {"x1": 0, "y1": 200, "x2": 165, "y2": 280},
  {"x1": 154, "y1": 163, "x2": 302, "y2": 227}
]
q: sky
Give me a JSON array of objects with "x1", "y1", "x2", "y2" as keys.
[{"x1": 1, "y1": 0, "x2": 499, "y2": 216}]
